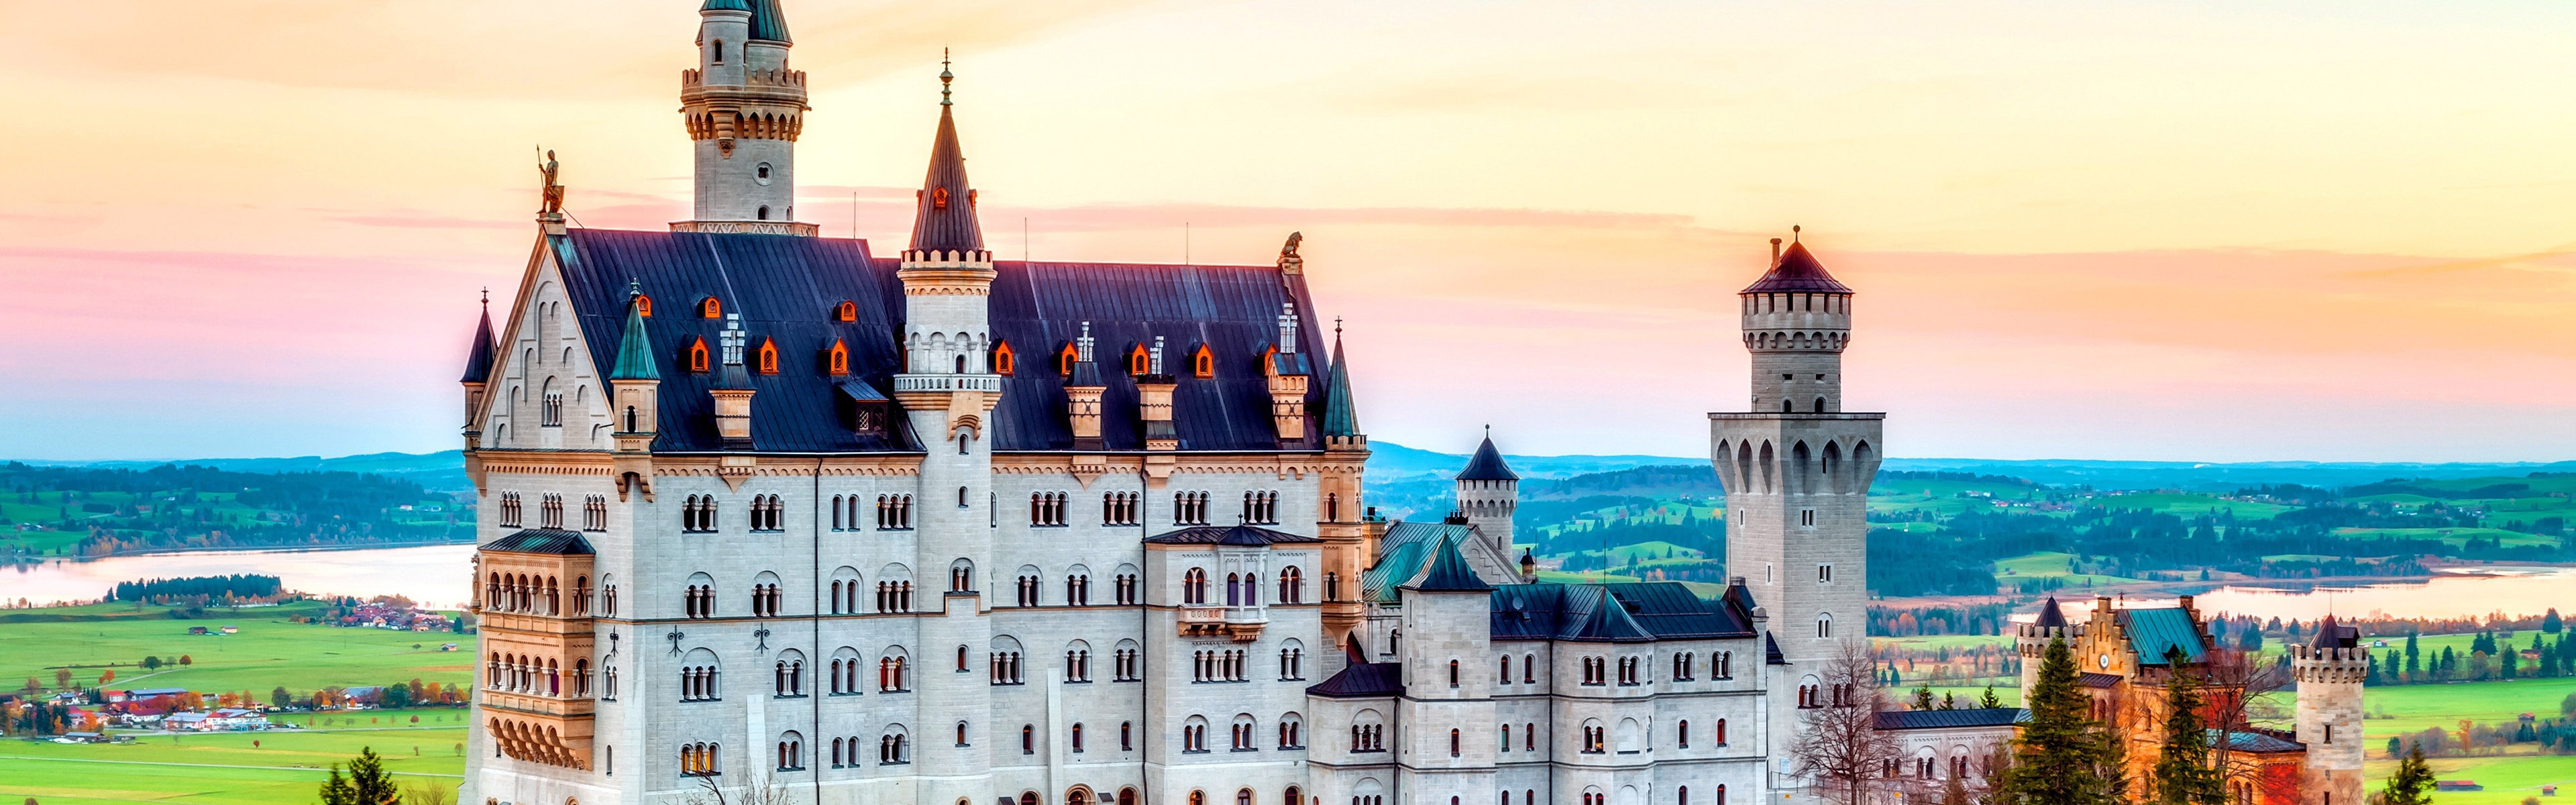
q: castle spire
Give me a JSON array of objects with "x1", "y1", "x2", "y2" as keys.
[
  {"x1": 908, "y1": 56, "x2": 984, "y2": 256},
  {"x1": 460, "y1": 291, "x2": 497, "y2": 384},
  {"x1": 1320, "y1": 321, "x2": 1361, "y2": 439},
  {"x1": 610, "y1": 281, "x2": 659, "y2": 381}
]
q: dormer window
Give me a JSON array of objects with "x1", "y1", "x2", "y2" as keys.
[
  {"x1": 1057, "y1": 343, "x2": 1079, "y2": 378},
  {"x1": 836, "y1": 301, "x2": 857, "y2": 323},
  {"x1": 932, "y1": 188, "x2": 951, "y2": 210},
  {"x1": 635, "y1": 295, "x2": 654, "y2": 317},
  {"x1": 992, "y1": 341, "x2": 1016, "y2": 376},
  {"x1": 757, "y1": 338, "x2": 780, "y2": 375},
  {"x1": 827, "y1": 339, "x2": 850, "y2": 376},
  {"x1": 1191, "y1": 345, "x2": 1215, "y2": 379},
  {"x1": 700, "y1": 297, "x2": 722, "y2": 319},
  {"x1": 1260, "y1": 345, "x2": 1279, "y2": 378},
  {"x1": 1127, "y1": 346, "x2": 1150, "y2": 378},
  {"x1": 686, "y1": 338, "x2": 711, "y2": 373}
]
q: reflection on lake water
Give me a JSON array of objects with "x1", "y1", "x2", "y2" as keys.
[
  {"x1": 4, "y1": 545, "x2": 474, "y2": 609},
  {"x1": 2065, "y1": 567, "x2": 2576, "y2": 621}
]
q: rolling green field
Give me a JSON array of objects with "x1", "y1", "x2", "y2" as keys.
[
  {"x1": 2359, "y1": 676, "x2": 2576, "y2": 738},
  {"x1": 0, "y1": 711, "x2": 467, "y2": 805},
  {"x1": 1991, "y1": 551, "x2": 2145, "y2": 586},
  {"x1": 0, "y1": 602, "x2": 472, "y2": 695}
]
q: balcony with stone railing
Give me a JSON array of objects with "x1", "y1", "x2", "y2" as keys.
[{"x1": 893, "y1": 374, "x2": 1003, "y2": 394}]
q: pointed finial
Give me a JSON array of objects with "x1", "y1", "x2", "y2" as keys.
[
  {"x1": 1334, "y1": 316, "x2": 1344, "y2": 337},
  {"x1": 940, "y1": 48, "x2": 953, "y2": 107},
  {"x1": 480, "y1": 286, "x2": 489, "y2": 308},
  {"x1": 1792, "y1": 225, "x2": 1801, "y2": 243},
  {"x1": 627, "y1": 278, "x2": 641, "y2": 299}
]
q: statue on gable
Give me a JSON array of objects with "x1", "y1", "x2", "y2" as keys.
[{"x1": 538, "y1": 150, "x2": 566, "y2": 215}]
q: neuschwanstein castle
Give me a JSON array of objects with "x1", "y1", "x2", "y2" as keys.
[{"x1": 455, "y1": 4, "x2": 2369, "y2": 805}]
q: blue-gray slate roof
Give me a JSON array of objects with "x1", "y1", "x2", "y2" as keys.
[
  {"x1": 550, "y1": 229, "x2": 1331, "y2": 454},
  {"x1": 1490, "y1": 582, "x2": 1757, "y2": 643},
  {"x1": 460, "y1": 305, "x2": 496, "y2": 384},
  {"x1": 1874, "y1": 708, "x2": 2029, "y2": 731},
  {"x1": 1408, "y1": 535, "x2": 1493, "y2": 592},
  {"x1": 1457, "y1": 436, "x2": 1518, "y2": 481},
  {"x1": 2120, "y1": 608, "x2": 2208, "y2": 665},
  {"x1": 746, "y1": 0, "x2": 791, "y2": 42},
  {"x1": 483, "y1": 529, "x2": 596, "y2": 555},
  {"x1": 1142, "y1": 524, "x2": 1322, "y2": 546},
  {"x1": 1307, "y1": 662, "x2": 1404, "y2": 699}
]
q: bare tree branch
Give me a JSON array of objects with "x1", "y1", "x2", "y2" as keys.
[{"x1": 1787, "y1": 639, "x2": 1907, "y2": 805}]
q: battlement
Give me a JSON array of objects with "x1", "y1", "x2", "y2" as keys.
[
  {"x1": 681, "y1": 67, "x2": 809, "y2": 91},
  {"x1": 2290, "y1": 644, "x2": 2370, "y2": 683}
]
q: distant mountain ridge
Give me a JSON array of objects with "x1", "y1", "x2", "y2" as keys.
[{"x1": 19, "y1": 446, "x2": 2576, "y2": 494}]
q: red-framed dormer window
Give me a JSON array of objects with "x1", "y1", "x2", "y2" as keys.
[
  {"x1": 686, "y1": 337, "x2": 710, "y2": 373},
  {"x1": 700, "y1": 297, "x2": 722, "y2": 319},
  {"x1": 1127, "y1": 345, "x2": 1150, "y2": 377},
  {"x1": 827, "y1": 339, "x2": 849, "y2": 376},
  {"x1": 1191, "y1": 345, "x2": 1215, "y2": 379},
  {"x1": 992, "y1": 341, "x2": 1016, "y2": 376},
  {"x1": 756, "y1": 338, "x2": 780, "y2": 374},
  {"x1": 1057, "y1": 344, "x2": 1079, "y2": 378},
  {"x1": 836, "y1": 301, "x2": 857, "y2": 323},
  {"x1": 635, "y1": 295, "x2": 654, "y2": 317}
]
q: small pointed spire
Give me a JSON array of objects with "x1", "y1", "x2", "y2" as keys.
[
  {"x1": 460, "y1": 290, "x2": 498, "y2": 384},
  {"x1": 908, "y1": 52, "x2": 984, "y2": 256},
  {"x1": 610, "y1": 280, "x2": 659, "y2": 381},
  {"x1": 940, "y1": 48, "x2": 953, "y2": 107},
  {"x1": 1321, "y1": 322, "x2": 1361, "y2": 438}
]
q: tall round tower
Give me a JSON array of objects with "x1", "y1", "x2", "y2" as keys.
[
  {"x1": 1745, "y1": 229, "x2": 1851, "y2": 414},
  {"x1": 2015, "y1": 596, "x2": 2073, "y2": 692},
  {"x1": 678, "y1": 0, "x2": 812, "y2": 233},
  {"x1": 2294, "y1": 616, "x2": 2368, "y2": 805},
  {"x1": 1454, "y1": 430, "x2": 1519, "y2": 558}
]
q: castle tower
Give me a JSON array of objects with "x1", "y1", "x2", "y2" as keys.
[
  {"x1": 887, "y1": 60, "x2": 1000, "y2": 805},
  {"x1": 1317, "y1": 323, "x2": 1375, "y2": 661},
  {"x1": 2294, "y1": 616, "x2": 2368, "y2": 805},
  {"x1": 1397, "y1": 535, "x2": 1501, "y2": 802},
  {"x1": 2015, "y1": 596, "x2": 2072, "y2": 692},
  {"x1": 1711, "y1": 233, "x2": 1880, "y2": 668},
  {"x1": 1454, "y1": 431, "x2": 1519, "y2": 558},
  {"x1": 459, "y1": 292, "x2": 497, "y2": 440},
  {"x1": 677, "y1": 0, "x2": 813, "y2": 234},
  {"x1": 607, "y1": 284, "x2": 661, "y2": 500}
]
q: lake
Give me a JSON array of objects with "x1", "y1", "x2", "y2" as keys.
[
  {"x1": 3, "y1": 545, "x2": 476, "y2": 609},
  {"x1": 3, "y1": 547, "x2": 2569, "y2": 623}
]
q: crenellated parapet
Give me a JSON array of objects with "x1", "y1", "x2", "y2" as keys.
[{"x1": 2290, "y1": 645, "x2": 2371, "y2": 684}]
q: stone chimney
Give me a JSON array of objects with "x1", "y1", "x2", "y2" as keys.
[
  {"x1": 1136, "y1": 335, "x2": 1178, "y2": 451},
  {"x1": 1064, "y1": 322, "x2": 1106, "y2": 450},
  {"x1": 1268, "y1": 303, "x2": 1311, "y2": 444},
  {"x1": 710, "y1": 314, "x2": 756, "y2": 450}
]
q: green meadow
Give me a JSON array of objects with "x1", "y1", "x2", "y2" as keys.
[
  {"x1": 0, "y1": 601, "x2": 472, "y2": 695},
  {"x1": 0, "y1": 712, "x2": 467, "y2": 805}
]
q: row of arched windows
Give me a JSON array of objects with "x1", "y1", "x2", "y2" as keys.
[
  {"x1": 1717, "y1": 437, "x2": 1875, "y2": 496},
  {"x1": 484, "y1": 652, "x2": 590, "y2": 697}
]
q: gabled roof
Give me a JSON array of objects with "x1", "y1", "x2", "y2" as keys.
[
  {"x1": 2120, "y1": 608, "x2": 2208, "y2": 665},
  {"x1": 1142, "y1": 524, "x2": 1321, "y2": 546},
  {"x1": 2079, "y1": 672, "x2": 2123, "y2": 688},
  {"x1": 2218, "y1": 728, "x2": 2305, "y2": 753},
  {"x1": 2032, "y1": 596, "x2": 2068, "y2": 629},
  {"x1": 482, "y1": 529, "x2": 596, "y2": 555},
  {"x1": 548, "y1": 229, "x2": 1327, "y2": 453},
  {"x1": 460, "y1": 304, "x2": 496, "y2": 384},
  {"x1": 1306, "y1": 662, "x2": 1403, "y2": 699},
  {"x1": 1740, "y1": 241, "x2": 1851, "y2": 294},
  {"x1": 1766, "y1": 633, "x2": 1786, "y2": 665},
  {"x1": 1408, "y1": 535, "x2": 1493, "y2": 592},
  {"x1": 1458, "y1": 436, "x2": 1518, "y2": 482},
  {"x1": 1875, "y1": 708, "x2": 2029, "y2": 731}
]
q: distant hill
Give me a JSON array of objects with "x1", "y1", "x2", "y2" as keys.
[
  {"x1": 26, "y1": 451, "x2": 471, "y2": 492},
  {"x1": 1365, "y1": 442, "x2": 1700, "y2": 480}
]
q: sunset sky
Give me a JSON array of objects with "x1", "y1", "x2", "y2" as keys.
[{"x1": 9, "y1": 0, "x2": 2576, "y2": 462}]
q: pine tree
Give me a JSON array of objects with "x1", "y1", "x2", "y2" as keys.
[
  {"x1": 345, "y1": 747, "x2": 396, "y2": 805},
  {"x1": 2546, "y1": 608, "x2": 2564, "y2": 635},
  {"x1": 2404, "y1": 633, "x2": 2421, "y2": 682},
  {"x1": 318, "y1": 767, "x2": 356, "y2": 805},
  {"x1": 2381, "y1": 743, "x2": 2434, "y2": 805},
  {"x1": 1915, "y1": 684, "x2": 1937, "y2": 711},
  {"x1": 2152, "y1": 649, "x2": 2225, "y2": 805},
  {"x1": 1980, "y1": 686, "x2": 2003, "y2": 709},
  {"x1": 1942, "y1": 692, "x2": 1957, "y2": 710},
  {"x1": 2002, "y1": 637, "x2": 2117, "y2": 805}
]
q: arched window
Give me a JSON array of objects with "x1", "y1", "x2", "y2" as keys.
[
  {"x1": 1449, "y1": 729, "x2": 1461, "y2": 757},
  {"x1": 837, "y1": 301, "x2": 857, "y2": 322},
  {"x1": 757, "y1": 339, "x2": 779, "y2": 374},
  {"x1": 711, "y1": 40, "x2": 727, "y2": 64},
  {"x1": 635, "y1": 295, "x2": 654, "y2": 317},
  {"x1": 686, "y1": 338, "x2": 710, "y2": 373},
  {"x1": 700, "y1": 297, "x2": 722, "y2": 319},
  {"x1": 993, "y1": 341, "x2": 1016, "y2": 376},
  {"x1": 1183, "y1": 568, "x2": 1208, "y2": 604},
  {"x1": 1192, "y1": 345, "x2": 1216, "y2": 378},
  {"x1": 828, "y1": 340, "x2": 850, "y2": 376},
  {"x1": 1448, "y1": 659, "x2": 1460, "y2": 688},
  {"x1": 1059, "y1": 343, "x2": 1079, "y2": 378},
  {"x1": 1128, "y1": 345, "x2": 1150, "y2": 376},
  {"x1": 1817, "y1": 612, "x2": 1834, "y2": 639}
]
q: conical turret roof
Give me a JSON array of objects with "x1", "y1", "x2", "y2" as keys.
[
  {"x1": 1741, "y1": 240, "x2": 1850, "y2": 294},
  {"x1": 1458, "y1": 435, "x2": 1518, "y2": 482},
  {"x1": 610, "y1": 286, "x2": 659, "y2": 381},
  {"x1": 459, "y1": 301, "x2": 496, "y2": 384},
  {"x1": 2032, "y1": 596, "x2": 2068, "y2": 629},
  {"x1": 745, "y1": 0, "x2": 791, "y2": 42},
  {"x1": 1320, "y1": 329, "x2": 1360, "y2": 437},
  {"x1": 908, "y1": 68, "x2": 983, "y2": 255}
]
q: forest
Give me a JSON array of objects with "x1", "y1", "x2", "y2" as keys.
[{"x1": 0, "y1": 462, "x2": 471, "y2": 559}]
